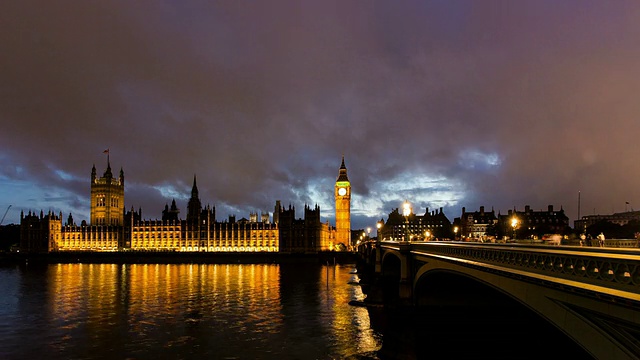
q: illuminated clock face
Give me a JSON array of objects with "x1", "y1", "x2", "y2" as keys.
[{"x1": 338, "y1": 187, "x2": 347, "y2": 196}]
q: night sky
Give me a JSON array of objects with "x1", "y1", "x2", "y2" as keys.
[{"x1": 2, "y1": 1, "x2": 640, "y2": 231}]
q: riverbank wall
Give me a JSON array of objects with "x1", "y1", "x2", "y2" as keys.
[{"x1": 0, "y1": 250, "x2": 359, "y2": 265}]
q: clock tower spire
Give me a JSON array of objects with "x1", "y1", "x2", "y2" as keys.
[{"x1": 335, "y1": 155, "x2": 351, "y2": 247}]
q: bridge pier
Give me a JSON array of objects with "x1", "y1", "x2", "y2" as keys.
[
  {"x1": 374, "y1": 242, "x2": 381, "y2": 273},
  {"x1": 357, "y1": 242, "x2": 415, "y2": 307},
  {"x1": 398, "y1": 244, "x2": 413, "y2": 304},
  {"x1": 398, "y1": 279, "x2": 412, "y2": 303}
]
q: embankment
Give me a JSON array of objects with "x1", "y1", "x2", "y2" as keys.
[{"x1": 0, "y1": 250, "x2": 358, "y2": 265}]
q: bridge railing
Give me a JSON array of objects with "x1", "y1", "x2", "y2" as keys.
[{"x1": 379, "y1": 241, "x2": 640, "y2": 301}]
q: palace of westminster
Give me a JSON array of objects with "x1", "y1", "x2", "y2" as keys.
[{"x1": 19, "y1": 156, "x2": 353, "y2": 254}]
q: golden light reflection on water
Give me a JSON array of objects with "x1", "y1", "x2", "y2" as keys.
[
  {"x1": 318, "y1": 265, "x2": 381, "y2": 358},
  {"x1": 44, "y1": 262, "x2": 380, "y2": 358}
]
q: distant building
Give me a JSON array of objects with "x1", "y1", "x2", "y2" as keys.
[
  {"x1": 574, "y1": 211, "x2": 640, "y2": 234},
  {"x1": 20, "y1": 210, "x2": 62, "y2": 253},
  {"x1": 456, "y1": 206, "x2": 498, "y2": 240},
  {"x1": 378, "y1": 206, "x2": 452, "y2": 241},
  {"x1": 499, "y1": 205, "x2": 570, "y2": 239}
]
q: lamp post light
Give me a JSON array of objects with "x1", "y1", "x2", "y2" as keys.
[
  {"x1": 454, "y1": 226, "x2": 458, "y2": 241},
  {"x1": 511, "y1": 217, "x2": 518, "y2": 241},
  {"x1": 374, "y1": 221, "x2": 383, "y2": 272},
  {"x1": 402, "y1": 200, "x2": 411, "y2": 242},
  {"x1": 367, "y1": 227, "x2": 371, "y2": 240},
  {"x1": 425, "y1": 230, "x2": 431, "y2": 241}
]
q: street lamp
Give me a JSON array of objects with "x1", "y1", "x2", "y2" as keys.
[
  {"x1": 453, "y1": 226, "x2": 458, "y2": 241},
  {"x1": 511, "y1": 217, "x2": 518, "y2": 241},
  {"x1": 374, "y1": 221, "x2": 383, "y2": 273},
  {"x1": 402, "y1": 200, "x2": 411, "y2": 242},
  {"x1": 367, "y1": 227, "x2": 371, "y2": 240},
  {"x1": 425, "y1": 230, "x2": 431, "y2": 241}
]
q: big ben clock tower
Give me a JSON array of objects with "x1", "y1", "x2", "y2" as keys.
[{"x1": 335, "y1": 156, "x2": 351, "y2": 247}]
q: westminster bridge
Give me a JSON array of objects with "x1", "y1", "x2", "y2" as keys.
[{"x1": 356, "y1": 240, "x2": 640, "y2": 359}]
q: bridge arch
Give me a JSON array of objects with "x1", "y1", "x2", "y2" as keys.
[
  {"x1": 414, "y1": 268, "x2": 510, "y2": 308},
  {"x1": 368, "y1": 241, "x2": 640, "y2": 359},
  {"x1": 380, "y1": 250, "x2": 404, "y2": 305},
  {"x1": 411, "y1": 259, "x2": 618, "y2": 358}
]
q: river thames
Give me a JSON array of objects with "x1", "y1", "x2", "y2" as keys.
[{"x1": 0, "y1": 260, "x2": 592, "y2": 359}]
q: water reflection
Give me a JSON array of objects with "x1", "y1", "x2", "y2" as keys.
[{"x1": 0, "y1": 263, "x2": 380, "y2": 359}]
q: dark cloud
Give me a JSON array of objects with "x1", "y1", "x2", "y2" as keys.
[{"x1": 2, "y1": 1, "x2": 640, "y2": 229}]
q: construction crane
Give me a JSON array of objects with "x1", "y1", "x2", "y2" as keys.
[{"x1": 0, "y1": 205, "x2": 11, "y2": 225}]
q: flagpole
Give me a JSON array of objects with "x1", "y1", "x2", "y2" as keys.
[{"x1": 577, "y1": 191, "x2": 580, "y2": 221}]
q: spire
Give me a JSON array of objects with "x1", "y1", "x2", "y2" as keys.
[
  {"x1": 187, "y1": 174, "x2": 202, "y2": 222},
  {"x1": 104, "y1": 156, "x2": 113, "y2": 178},
  {"x1": 337, "y1": 155, "x2": 349, "y2": 182},
  {"x1": 191, "y1": 174, "x2": 199, "y2": 198}
]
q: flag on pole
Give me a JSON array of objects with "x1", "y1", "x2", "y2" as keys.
[{"x1": 103, "y1": 149, "x2": 109, "y2": 154}]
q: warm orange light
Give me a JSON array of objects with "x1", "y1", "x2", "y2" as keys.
[{"x1": 402, "y1": 200, "x2": 411, "y2": 217}]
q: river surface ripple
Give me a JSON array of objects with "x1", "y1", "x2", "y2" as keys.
[{"x1": 0, "y1": 262, "x2": 380, "y2": 360}]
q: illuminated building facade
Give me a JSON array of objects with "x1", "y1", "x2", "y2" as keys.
[
  {"x1": 58, "y1": 221, "x2": 122, "y2": 251},
  {"x1": 123, "y1": 176, "x2": 279, "y2": 252},
  {"x1": 21, "y1": 209, "x2": 123, "y2": 254},
  {"x1": 126, "y1": 218, "x2": 279, "y2": 252},
  {"x1": 20, "y1": 159, "x2": 127, "y2": 253},
  {"x1": 20, "y1": 157, "x2": 338, "y2": 253},
  {"x1": 90, "y1": 156, "x2": 124, "y2": 226},
  {"x1": 334, "y1": 156, "x2": 351, "y2": 246}
]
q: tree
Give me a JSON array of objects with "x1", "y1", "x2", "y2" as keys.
[
  {"x1": 486, "y1": 223, "x2": 504, "y2": 239},
  {"x1": 586, "y1": 220, "x2": 623, "y2": 239},
  {"x1": 620, "y1": 220, "x2": 640, "y2": 239}
]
